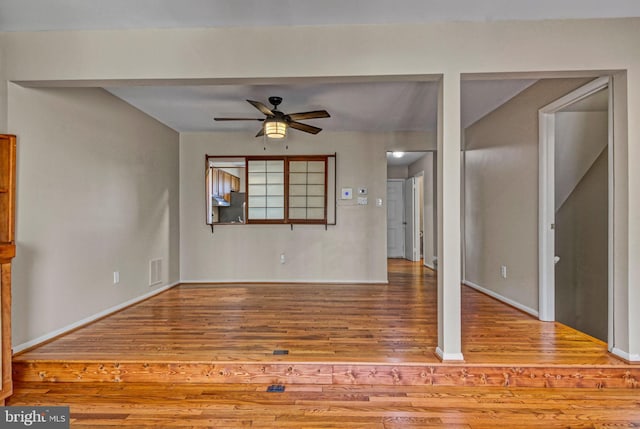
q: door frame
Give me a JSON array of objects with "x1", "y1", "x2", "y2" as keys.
[{"x1": 538, "y1": 76, "x2": 613, "y2": 349}]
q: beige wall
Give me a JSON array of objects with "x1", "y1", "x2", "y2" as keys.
[
  {"x1": 464, "y1": 79, "x2": 590, "y2": 312},
  {"x1": 387, "y1": 165, "x2": 408, "y2": 179},
  {"x1": 1, "y1": 17, "x2": 639, "y2": 358},
  {"x1": 180, "y1": 131, "x2": 389, "y2": 283},
  {"x1": 8, "y1": 85, "x2": 179, "y2": 348}
]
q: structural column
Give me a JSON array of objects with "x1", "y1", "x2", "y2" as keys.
[
  {"x1": 624, "y1": 69, "x2": 640, "y2": 362},
  {"x1": 436, "y1": 72, "x2": 463, "y2": 361}
]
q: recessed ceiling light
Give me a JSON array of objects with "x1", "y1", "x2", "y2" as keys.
[{"x1": 392, "y1": 151, "x2": 405, "y2": 158}]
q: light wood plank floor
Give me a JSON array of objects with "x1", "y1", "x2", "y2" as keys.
[
  {"x1": 10, "y1": 260, "x2": 640, "y2": 426},
  {"x1": 15, "y1": 259, "x2": 621, "y2": 366},
  {"x1": 9, "y1": 382, "x2": 640, "y2": 428}
]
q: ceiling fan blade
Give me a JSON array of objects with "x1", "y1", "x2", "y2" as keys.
[
  {"x1": 214, "y1": 117, "x2": 264, "y2": 121},
  {"x1": 289, "y1": 121, "x2": 322, "y2": 135},
  {"x1": 247, "y1": 100, "x2": 274, "y2": 116},
  {"x1": 287, "y1": 110, "x2": 331, "y2": 121},
  {"x1": 255, "y1": 127, "x2": 265, "y2": 138}
]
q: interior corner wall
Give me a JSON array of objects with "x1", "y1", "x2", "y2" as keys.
[
  {"x1": 180, "y1": 131, "x2": 389, "y2": 283},
  {"x1": 8, "y1": 85, "x2": 180, "y2": 348},
  {"x1": 463, "y1": 78, "x2": 591, "y2": 312}
]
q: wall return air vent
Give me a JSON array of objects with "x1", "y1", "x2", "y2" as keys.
[{"x1": 149, "y1": 258, "x2": 162, "y2": 286}]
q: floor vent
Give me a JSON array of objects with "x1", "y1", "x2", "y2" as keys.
[
  {"x1": 149, "y1": 258, "x2": 162, "y2": 286},
  {"x1": 273, "y1": 350, "x2": 289, "y2": 355},
  {"x1": 267, "y1": 385, "x2": 285, "y2": 393}
]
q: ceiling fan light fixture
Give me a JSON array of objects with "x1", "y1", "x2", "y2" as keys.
[{"x1": 264, "y1": 118, "x2": 287, "y2": 139}]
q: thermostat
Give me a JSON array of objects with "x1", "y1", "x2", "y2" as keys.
[{"x1": 341, "y1": 188, "x2": 353, "y2": 199}]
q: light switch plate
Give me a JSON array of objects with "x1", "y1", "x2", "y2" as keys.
[{"x1": 357, "y1": 197, "x2": 368, "y2": 205}]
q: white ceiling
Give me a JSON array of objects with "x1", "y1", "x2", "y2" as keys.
[
  {"x1": 106, "y1": 79, "x2": 537, "y2": 134},
  {"x1": 106, "y1": 81, "x2": 440, "y2": 134},
  {"x1": 1, "y1": 0, "x2": 640, "y2": 32},
  {"x1": 1, "y1": 0, "x2": 626, "y2": 151}
]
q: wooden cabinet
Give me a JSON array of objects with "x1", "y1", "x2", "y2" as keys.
[
  {"x1": 0, "y1": 134, "x2": 15, "y2": 404},
  {"x1": 211, "y1": 168, "x2": 240, "y2": 203},
  {"x1": 231, "y1": 175, "x2": 240, "y2": 193}
]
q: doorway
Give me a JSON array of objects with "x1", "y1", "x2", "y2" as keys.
[
  {"x1": 539, "y1": 77, "x2": 611, "y2": 344},
  {"x1": 386, "y1": 151, "x2": 436, "y2": 265}
]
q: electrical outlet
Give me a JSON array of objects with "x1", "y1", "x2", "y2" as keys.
[
  {"x1": 280, "y1": 253, "x2": 286, "y2": 264},
  {"x1": 500, "y1": 265, "x2": 507, "y2": 279},
  {"x1": 113, "y1": 271, "x2": 120, "y2": 284}
]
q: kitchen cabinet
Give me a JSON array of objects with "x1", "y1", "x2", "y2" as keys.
[
  {"x1": 0, "y1": 134, "x2": 15, "y2": 404},
  {"x1": 212, "y1": 168, "x2": 240, "y2": 203}
]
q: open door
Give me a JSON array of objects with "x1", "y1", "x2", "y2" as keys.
[
  {"x1": 404, "y1": 177, "x2": 420, "y2": 262},
  {"x1": 387, "y1": 180, "x2": 405, "y2": 258}
]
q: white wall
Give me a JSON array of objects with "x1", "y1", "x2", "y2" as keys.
[
  {"x1": 464, "y1": 79, "x2": 590, "y2": 312},
  {"x1": 180, "y1": 131, "x2": 391, "y2": 283},
  {"x1": 8, "y1": 85, "x2": 179, "y2": 348}
]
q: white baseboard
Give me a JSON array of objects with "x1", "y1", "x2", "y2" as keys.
[
  {"x1": 611, "y1": 347, "x2": 640, "y2": 363},
  {"x1": 180, "y1": 279, "x2": 389, "y2": 285},
  {"x1": 424, "y1": 263, "x2": 435, "y2": 270},
  {"x1": 463, "y1": 280, "x2": 539, "y2": 318},
  {"x1": 13, "y1": 282, "x2": 179, "y2": 354},
  {"x1": 435, "y1": 346, "x2": 464, "y2": 361}
]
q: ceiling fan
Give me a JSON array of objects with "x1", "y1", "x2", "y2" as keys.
[{"x1": 214, "y1": 96, "x2": 330, "y2": 138}]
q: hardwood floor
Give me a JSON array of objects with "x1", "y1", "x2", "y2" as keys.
[
  {"x1": 15, "y1": 259, "x2": 620, "y2": 365},
  {"x1": 14, "y1": 260, "x2": 638, "y2": 387},
  {"x1": 10, "y1": 259, "x2": 640, "y2": 426},
  {"x1": 8, "y1": 382, "x2": 640, "y2": 428}
]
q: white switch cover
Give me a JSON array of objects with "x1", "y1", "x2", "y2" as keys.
[
  {"x1": 500, "y1": 265, "x2": 507, "y2": 279},
  {"x1": 376, "y1": 198, "x2": 383, "y2": 207},
  {"x1": 341, "y1": 188, "x2": 353, "y2": 199},
  {"x1": 357, "y1": 197, "x2": 368, "y2": 205}
]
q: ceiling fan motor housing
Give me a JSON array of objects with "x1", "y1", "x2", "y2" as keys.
[{"x1": 268, "y1": 96, "x2": 283, "y2": 108}]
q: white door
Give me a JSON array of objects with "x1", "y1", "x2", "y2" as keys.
[
  {"x1": 404, "y1": 177, "x2": 420, "y2": 261},
  {"x1": 387, "y1": 180, "x2": 405, "y2": 258}
]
